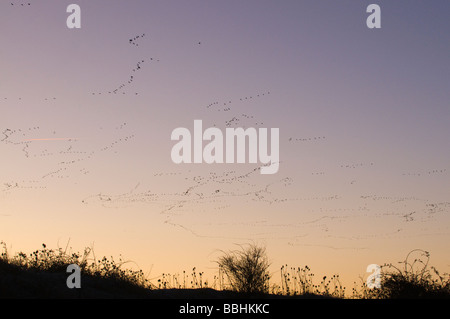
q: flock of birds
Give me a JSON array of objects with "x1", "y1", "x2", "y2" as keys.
[
  {"x1": 90, "y1": 59, "x2": 149, "y2": 96},
  {"x1": 9, "y1": 2, "x2": 31, "y2": 6},
  {"x1": 204, "y1": 91, "x2": 271, "y2": 128},
  {"x1": 288, "y1": 136, "x2": 326, "y2": 142},
  {"x1": 402, "y1": 169, "x2": 447, "y2": 176},
  {"x1": 1, "y1": 122, "x2": 136, "y2": 190},
  {"x1": 129, "y1": 33, "x2": 146, "y2": 47},
  {"x1": 2, "y1": 96, "x2": 448, "y2": 244},
  {"x1": 90, "y1": 33, "x2": 159, "y2": 96},
  {"x1": 1, "y1": 8, "x2": 449, "y2": 249},
  {"x1": 339, "y1": 162, "x2": 374, "y2": 169},
  {"x1": 80, "y1": 167, "x2": 289, "y2": 209},
  {"x1": 3, "y1": 97, "x2": 56, "y2": 101}
]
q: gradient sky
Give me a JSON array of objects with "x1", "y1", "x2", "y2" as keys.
[{"x1": 1, "y1": 0, "x2": 449, "y2": 291}]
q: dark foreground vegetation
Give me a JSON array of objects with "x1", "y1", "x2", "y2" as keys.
[{"x1": 0, "y1": 242, "x2": 449, "y2": 299}]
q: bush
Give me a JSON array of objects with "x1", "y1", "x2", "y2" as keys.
[
  {"x1": 356, "y1": 249, "x2": 450, "y2": 299},
  {"x1": 217, "y1": 243, "x2": 270, "y2": 294}
]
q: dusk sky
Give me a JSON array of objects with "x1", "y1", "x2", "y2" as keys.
[{"x1": 1, "y1": 0, "x2": 449, "y2": 291}]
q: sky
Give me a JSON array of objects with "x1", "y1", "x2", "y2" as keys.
[{"x1": 1, "y1": 0, "x2": 449, "y2": 292}]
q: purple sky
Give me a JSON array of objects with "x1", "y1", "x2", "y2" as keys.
[{"x1": 1, "y1": 0, "x2": 449, "y2": 290}]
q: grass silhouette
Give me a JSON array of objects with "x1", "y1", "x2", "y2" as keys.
[{"x1": 0, "y1": 241, "x2": 449, "y2": 299}]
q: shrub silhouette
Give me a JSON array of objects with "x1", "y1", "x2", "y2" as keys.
[
  {"x1": 217, "y1": 243, "x2": 270, "y2": 294},
  {"x1": 358, "y1": 249, "x2": 450, "y2": 299}
]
